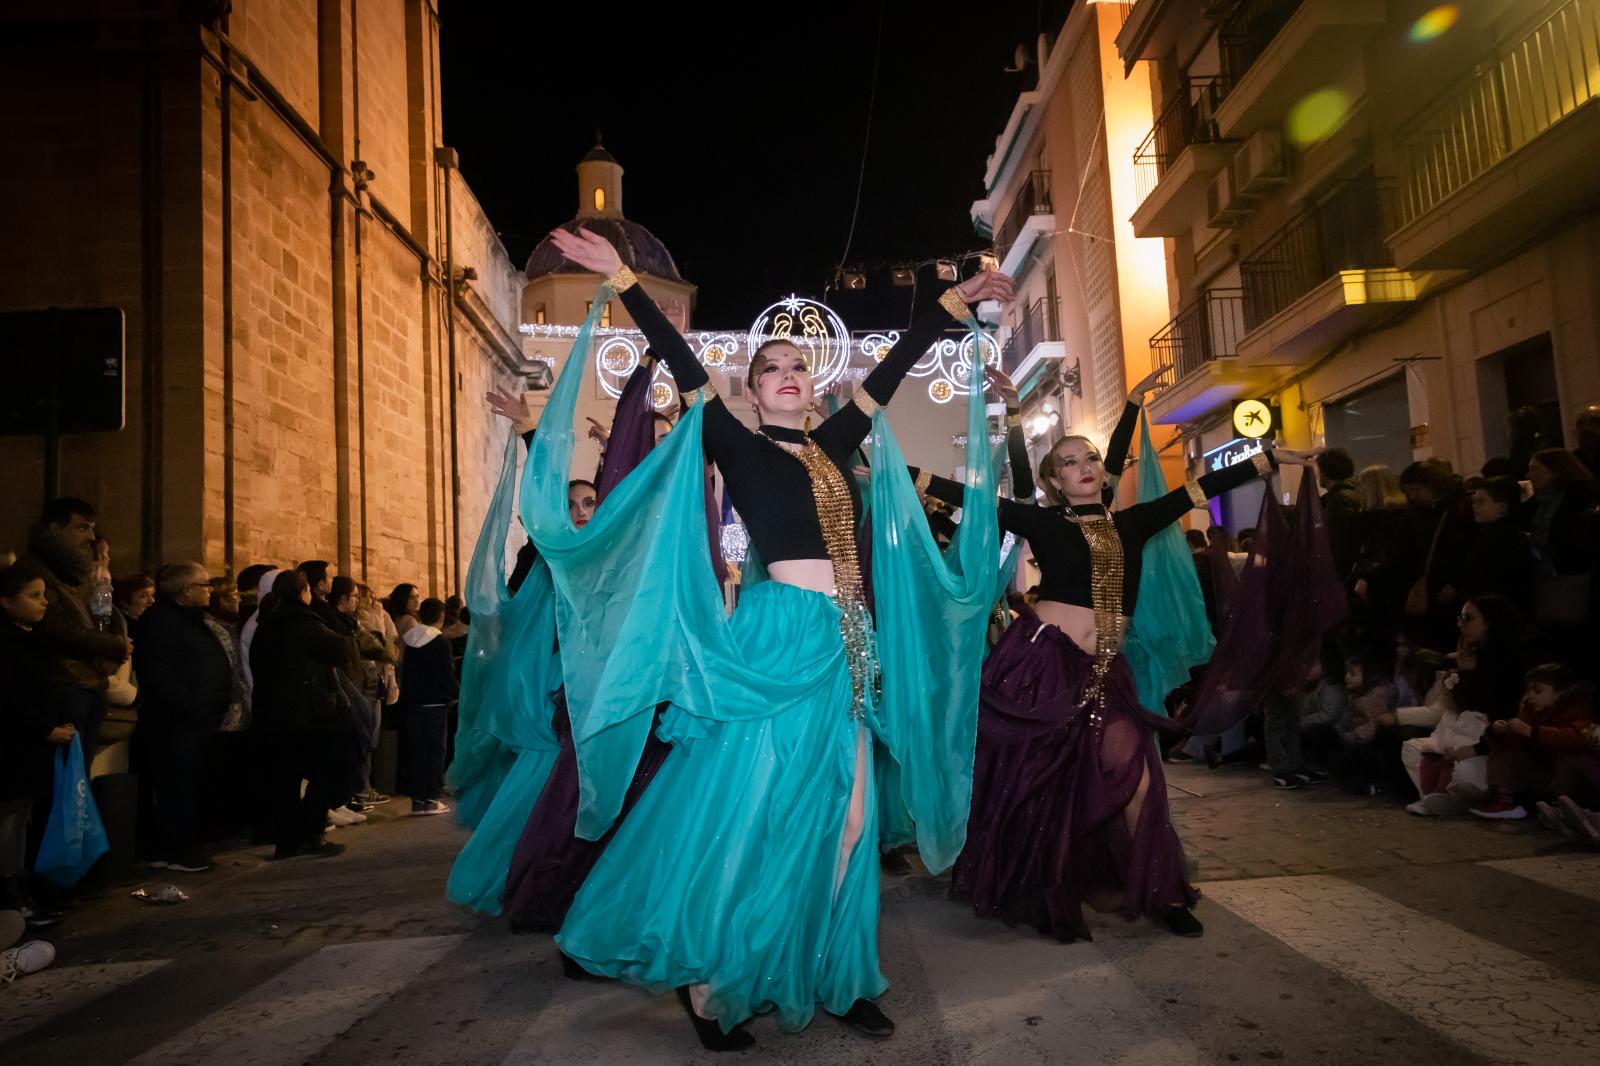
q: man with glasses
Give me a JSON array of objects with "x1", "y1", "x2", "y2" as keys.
[{"x1": 132, "y1": 563, "x2": 235, "y2": 872}]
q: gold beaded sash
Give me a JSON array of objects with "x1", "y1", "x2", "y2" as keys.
[
  {"x1": 773, "y1": 435, "x2": 877, "y2": 720},
  {"x1": 1075, "y1": 513, "x2": 1126, "y2": 706}
]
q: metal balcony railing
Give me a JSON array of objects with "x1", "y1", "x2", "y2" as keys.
[
  {"x1": 1395, "y1": 0, "x2": 1600, "y2": 229},
  {"x1": 1218, "y1": 0, "x2": 1306, "y2": 92},
  {"x1": 1133, "y1": 77, "x2": 1228, "y2": 208},
  {"x1": 1000, "y1": 297, "x2": 1058, "y2": 377},
  {"x1": 1150, "y1": 289, "x2": 1246, "y2": 391},
  {"x1": 1239, "y1": 171, "x2": 1395, "y2": 331},
  {"x1": 994, "y1": 171, "x2": 1053, "y2": 264}
]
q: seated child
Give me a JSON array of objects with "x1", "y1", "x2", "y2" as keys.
[{"x1": 1470, "y1": 665, "x2": 1594, "y2": 820}]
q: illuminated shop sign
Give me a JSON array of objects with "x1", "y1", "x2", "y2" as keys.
[{"x1": 1204, "y1": 437, "x2": 1266, "y2": 472}]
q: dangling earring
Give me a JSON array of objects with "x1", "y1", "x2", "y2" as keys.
[{"x1": 804, "y1": 400, "x2": 818, "y2": 435}]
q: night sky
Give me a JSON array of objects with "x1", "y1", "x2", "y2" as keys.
[{"x1": 440, "y1": 1, "x2": 1068, "y2": 330}]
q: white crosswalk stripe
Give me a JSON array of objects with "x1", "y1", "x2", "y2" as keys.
[
  {"x1": 1206, "y1": 874, "x2": 1600, "y2": 1066},
  {"x1": 1480, "y1": 853, "x2": 1600, "y2": 904},
  {"x1": 124, "y1": 935, "x2": 466, "y2": 1066},
  {"x1": 0, "y1": 959, "x2": 169, "y2": 1045}
]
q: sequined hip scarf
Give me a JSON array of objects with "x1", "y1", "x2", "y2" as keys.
[
  {"x1": 788, "y1": 438, "x2": 879, "y2": 721},
  {"x1": 1076, "y1": 514, "x2": 1126, "y2": 707}
]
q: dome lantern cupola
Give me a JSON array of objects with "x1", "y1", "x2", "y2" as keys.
[{"x1": 576, "y1": 141, "x2": 623, "y2": 220}]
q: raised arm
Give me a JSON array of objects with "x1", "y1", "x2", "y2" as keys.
[
  {"x1": 911, "y1": 470, "x2": 1041, "y2": 538},
  {"x1": 812, "y1": 272, "x2": 1016, "y2": 456},
  {"x1": 547, "y1": 227, "x2": 708, "y2": 393},
  {"x1": 1101, "y1": 369, "x2": 1166, "y2": 505},
  {"x1": 1118, "y1": 447, "x2": 1316, "y2": 547}
]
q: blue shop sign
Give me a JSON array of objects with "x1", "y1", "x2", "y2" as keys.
[{"x1": 1204, "y1": 437, "x2": 1266, "y2": 473}]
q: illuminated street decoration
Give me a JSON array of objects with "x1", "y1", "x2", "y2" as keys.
[
  {"x1": 719, "y1": 521, "x2": 749, "y2": 563},
  {"x1": 532, "y1": 293, "x2": 995, "y2": 399},
  {"x1": 650, "y1": 381, "x2": 674, "y2": 410},
  {"x1": 748, "y1": 295, "x2": 853, "y2": 392}
]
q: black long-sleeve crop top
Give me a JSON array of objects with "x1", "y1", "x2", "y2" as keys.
[
  {"x1": 614, "y1": 275, "x2": 968, "y2": 563},
  {"x1": 922, "y1": 452, "x2": 1275, "y2": 614}
]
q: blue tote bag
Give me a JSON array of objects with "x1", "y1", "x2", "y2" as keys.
[{"x1": 35, "y1": 734, "x2": 111, "y2": 886}]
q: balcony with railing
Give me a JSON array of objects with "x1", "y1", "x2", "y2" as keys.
[
  {"x1": 1235, "y1": 172, "x2": 1418, "y2": 364},
  {"x1": 1147, "y1": 289, "x2": 1267, "y2": 424},
  {"x1": 993, "y1": 171, "x2": 1054, "y2": 277},
  {"x1": 1000, "y1": 297, "x2": 1063, "y2": 383},
  {"x1": 1389, "y1": 0, "x2": 1600, "y2": 270},
  {"x1": 1131, "y1": 77, "x2": 1234, "y2": 237},
  {"x1": 1212, "y1": 0, "x2": 1386, "y2": 139}
]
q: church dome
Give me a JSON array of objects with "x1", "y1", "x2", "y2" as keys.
[
  {"x1": 525, "y1": 144, "x2": 684, "y2": 282},
  {"x1": 524, "y1": 217, "x2": 683, "y2": 282}
]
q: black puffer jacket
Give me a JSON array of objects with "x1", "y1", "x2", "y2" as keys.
[
  {"x1": 249, "y1": 601, "x2": 357, "y2": 733},
  {"x1": 133, "y1": 599, "x2": 233, "y2": 732}
]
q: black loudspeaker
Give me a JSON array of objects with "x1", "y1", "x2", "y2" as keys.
[{"x1": 0, "y1": 307, "x2": 126, "y2": 437}]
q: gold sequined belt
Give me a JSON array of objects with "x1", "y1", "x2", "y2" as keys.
[
  {"x1": 1076, "y1": 514, "x2": 1126, "y2": 707},
  {"x1": 789, "y1": 438, "x2": 878, "y2": 721}
]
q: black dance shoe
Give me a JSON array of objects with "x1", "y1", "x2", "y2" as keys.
[
  {"x1": 675, "y1": 987, "x2": 756, "y2": 1052},
  {"x1": 1164, "y1": 907, "x2": 1204, "y2": 938},
  {"x1": 838, "y1": 998, "x2": 896, "y2": 1037}
]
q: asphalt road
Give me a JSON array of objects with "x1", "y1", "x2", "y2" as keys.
[{"x1": 3, "y1": 761, "x2": 1597, "y2": 1065}]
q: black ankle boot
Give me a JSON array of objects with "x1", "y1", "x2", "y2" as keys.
[
  {"x1": 1164, "y1": 907, "x2": 1204, "y2": 938},
  {"x1": 838, "y1": 998, "x2": 895, "y2": 1037},
  {"x1": 675, "y1": 987, "x2": 755, "y2": 1052}
]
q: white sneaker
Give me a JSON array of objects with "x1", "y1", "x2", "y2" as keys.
[
  {"x1": 1405, "y1": 799, "x2": 1434, "y2": 816},
  {"x1": 1, "y1": 940, "x2": 56, "y2": 981},
  {"x1": 1421, "y1": 792, "x2": 1460, "y2": 816},
  {"x1": 342, "y1": 808, "x2": 367, "y2": 824},
  {"x1": 327, "y1": 806, "x2": 358, "y2": 826}
]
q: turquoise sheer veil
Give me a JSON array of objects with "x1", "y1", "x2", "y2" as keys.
[
  {"x1": 1121, "y1": 409, "x2": 1215, "y2": 714},
  {"x1": 522, "y1": 290, "x2": 837, "y2": 840},
  {"x1": 522, "y1": 289, "x2": 998, "y2": 864},
  {"x1": 867, "y1": 313, "x2": 1000, "y2": 873},
  {"x1": 447, "y1": 429, "x2": 561, "y2": 827}
]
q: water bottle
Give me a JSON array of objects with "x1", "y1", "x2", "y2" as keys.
[{"x1": 90, "y1": 580, "x2": 115, "y2": 631}]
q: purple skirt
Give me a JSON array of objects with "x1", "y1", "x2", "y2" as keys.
[
  {"x1": 950, "y1": 610, "x2": 1197, "y2": 941},
  {"x1": 501, "y1": 701, "x2": 672, "y2": 932}
]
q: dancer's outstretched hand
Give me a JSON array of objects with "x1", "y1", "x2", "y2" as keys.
[
  {"x1": 1128, "y1": 369, "x2": 1167, "y2": 400},
  {"x1": 983, "y1": 366, "x2": 1020, "y2": 409},
  {"x1": 549, "y1": 227, "x2": 624, "y2": 276},
  {"x1": 952, "y1": 270, "x2": 1016, "y2": 308},
  {"x1": 487, "y1": 388, "x2": 532, "y2": 425},
  {"x1": 1273, "y1": 448, "x2": 1320, "y2": 467}
]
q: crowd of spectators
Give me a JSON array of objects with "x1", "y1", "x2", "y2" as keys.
[
  {"x1": 1176, "y1": 405, "x2": 1600, "y2": 845},
  {"x1": 1, "y1": 496, "x2": 464, "y2": 976}
]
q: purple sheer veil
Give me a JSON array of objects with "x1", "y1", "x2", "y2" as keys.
[
  {"x1": 1179, "y1": 474, "x2": 1347, "y2": 737},
  {"x1": 593, "y1": 361, "x2": 655, "y2": 503}
]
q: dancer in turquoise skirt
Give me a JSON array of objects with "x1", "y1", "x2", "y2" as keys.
[{"x1": 517, "y1": 227, "x2": 1009, "y2": 1050}]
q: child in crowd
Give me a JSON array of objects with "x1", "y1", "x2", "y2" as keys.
[
  {"x1": 1337, "y1": 653, "x2": 1401, "y2": 794},
  {"x1": 0, "y1": 564, "x2": 74, "y2": 936},
  {"x1": 1402, "y1": 656, "x2": 1490, "y2": 816},
  {"x1": 1471, "y1": 665, "x2": 1594, "y2": 820}
]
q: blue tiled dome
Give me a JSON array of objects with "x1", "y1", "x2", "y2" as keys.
[{"x1": 525, "y1": 218, "x2": 683, "y2": 282}]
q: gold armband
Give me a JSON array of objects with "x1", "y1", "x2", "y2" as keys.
[
  {"x1": 679, "y1": 382, "x2": 716, "y2": 406},
  {"x1": 937, "y1": 288, "x2": 969, "y2": 321},
  {"x1": 1251, "y1": 449, "x2": 1274, "y2": 477},
  {"x1": 605, "y1": 265, "x2": 638, "y2": 293},
  {"x1": 1005, "y1": 411, "x2": 1022, "y2": 429},
  {"x1": 512, "y1": 416, "x2": 538, "y2": 437},
  {"x1": 1184, "y1": 479, "x2": 1208, "y2": 509},
  {"x1": 853, "y1": 391, "x2": 881, "y2": 418},
  {"x1": 913, "y1": 469, "x2": 933, "y2": 495}
]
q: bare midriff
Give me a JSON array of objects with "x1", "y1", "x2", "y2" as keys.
[
  {"x1": 766, "y1": 558, "x2": 839, "y2": 596},
  {"x1": 1032, "y1": 598, "x2": 1132, "y2": 657}
]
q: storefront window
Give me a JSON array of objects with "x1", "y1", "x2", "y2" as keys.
[{"x1": 1323, "y1": 372, "x2": 1412, "y2": 474}]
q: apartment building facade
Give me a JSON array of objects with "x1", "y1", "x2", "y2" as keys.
[{"x1": 1116, "y1": 0, "x2": 1600, "y2": 528}]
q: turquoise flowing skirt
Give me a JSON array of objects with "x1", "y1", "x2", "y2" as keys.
[{"x1": 556, "y1": 580, "x2": 885, "y2": 1032}]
